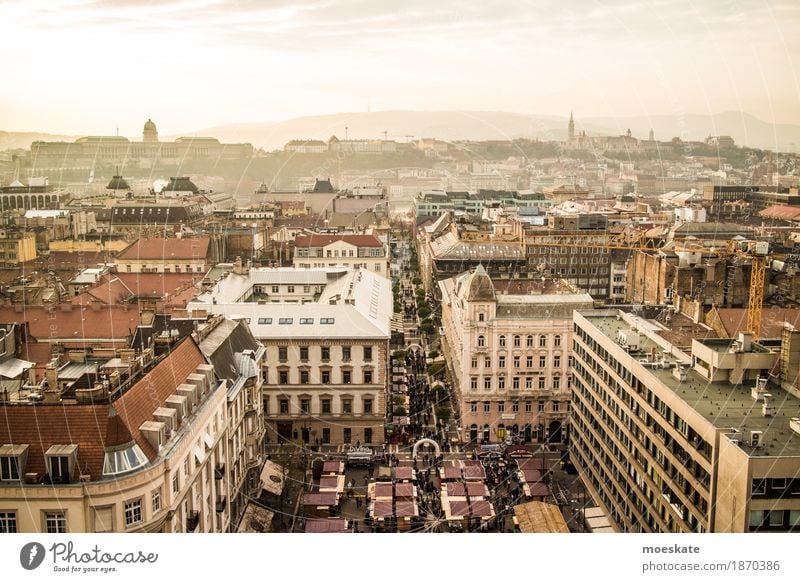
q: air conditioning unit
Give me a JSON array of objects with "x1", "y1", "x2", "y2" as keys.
[{"x1": 750, "y1": 430, "x2": 763, "y2": 448}]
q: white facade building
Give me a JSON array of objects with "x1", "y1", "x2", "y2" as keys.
[
  {"x1": 189, "y1": 266, "x2": 392, "y2": 447},
  {"x1": 293, "y1": 233, "x2": 389, "y2": 275}
]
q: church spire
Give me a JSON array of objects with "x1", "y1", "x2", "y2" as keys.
[{"x1": 568, "y1": 111, "x2": 575, "y2": 142}]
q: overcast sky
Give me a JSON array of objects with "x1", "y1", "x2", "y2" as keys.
[{"x1": 1, "y1": 0, "x2": 798, "y2": 136}]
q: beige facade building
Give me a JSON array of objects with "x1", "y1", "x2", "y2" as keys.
[
  {"x1": 571, "y1": 309, "x2": 800, "y2": 532},
  {"x1": 115, "y1": 236, "x2": 210, "y2": 274},
  {"x1": 189, "y1": 266, "x2": 392, "y2": 447},
  {"x1": 0, "y1": 339, "x2": 236, "y2": 533},
  {"x1": 293, "y1": 233, "x2": 389, "y2": 276},
  {"x1": 195, "y1": 317, "x2": 267, "y2": 530},
  {"x1": 439, "y1": 266, "x2": 593, "y2": 444}
]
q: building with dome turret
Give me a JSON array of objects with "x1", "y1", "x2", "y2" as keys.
[
  {"x1": 24, "y1": 119, "x2": 253, "y2": 172},
  {"x1": 438, "y1": 265, "x2": 592, "y2": 444},
  {"x1": 142, "y1": 118, "x2": 158, "y2": 144}
]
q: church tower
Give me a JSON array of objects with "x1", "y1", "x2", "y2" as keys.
[
  {"x1": 568, "y1": 111, "x2": 575, "y2": 143},
  {"x1": 649, "y1": 128, "x2": 654, "y2": 141}
]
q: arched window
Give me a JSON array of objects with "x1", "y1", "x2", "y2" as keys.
[
  {"x1": 477, "y1": 335, "x2": 485, "y2": 348},
  {"x1": 554, "y1": 335, "x2": 562, "y2": 347},
  {"x1": 526, "y1": 335, "x2": 533, "y2": 348},
  {"x1": 513, "y1": 335, "x2": 521, "y2": 347},
  {"x1": 539, "y1": 335, "x2": 547, "y2": 347},
  {"x1": 499, "y1": 335, "x2": 506, "y2": 348}
]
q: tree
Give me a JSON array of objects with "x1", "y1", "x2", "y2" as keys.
[
  {"x1": 419, "y1": 321, "x2": 435, "y2": 336},
  {"x1": 393, "y1": 406, "x2": 407, "y2": 417},
  {"x1": 412, "y1": 276, "x2": 422, "y2": 286},
  {"x1": 436, "y1": 406, "x2": 451, "y2": 423},
  {"x1": 428, "y1": 349, "x2": 440, "y2": 359}
]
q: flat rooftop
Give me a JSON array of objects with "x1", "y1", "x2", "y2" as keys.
[{"x1": 583, "y1": 311, "x2": 800, "y2": 457}]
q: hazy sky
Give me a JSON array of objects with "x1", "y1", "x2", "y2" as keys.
[{"x1": 1, "y1": 0, "x2": 798, "y2": 136}]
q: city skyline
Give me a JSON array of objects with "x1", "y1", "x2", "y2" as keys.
[{"x1": 1, "y1": 0, "x2": 798, "y2": 135}]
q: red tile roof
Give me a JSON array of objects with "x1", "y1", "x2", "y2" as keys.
[
  {"x1": 73, "y1": 273, "x2": 202, "y2": 306},
  {"x1": 713, "y1": 307, "x2": 800, "y2": 339},
  {"x1": 294, "y1": 234, "x2": 383, "y2": 248},
  {"x1": 116, "y1": 237, "x2": 210, "y2": 261},
  {"x1": 759, "y1": 205, "x2": 800, "y2": 222},
  {"x1": 104, "y1": 405, "x2": 134, "y2": 447},
  {"x1": 0, "y1": 404, "x2": 108, "y2": 478},
  {"x1": 0, "y1": 338, "x2": 207, "y2": 481},
  {"x1": 0, "y1": 305, "x2": 141, "y2": 344},
  {"x1": 72, "y1": 275, "x2": 133, "y2": 305},
  {"x1": 113, "y1": 338, "x2": 206, "y2": 459}
]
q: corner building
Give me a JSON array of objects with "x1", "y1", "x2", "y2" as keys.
[{"x1": 571, "y1": 309, "x2": 800, "y2": 532}]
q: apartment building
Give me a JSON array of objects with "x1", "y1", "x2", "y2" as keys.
[
  {"x1": 439, "y1": 266, "x2": 593, "y2": 444},
  {"x1": 195, "y1": 317, "x2": 266, "y2": 531},
  {"x1": 114, "y1": 236, "x2": 211, "y2": 274},
  {"x1": 0, "y1": 338, "x2": 233, "y2": 533},
  {"x1": 524, "y1": 214, "x2": 612, "y2": 300},
  {"x1": 571, "y1": 309, "x2": 800, "y2": 533},
  {"x1": 189, "y1": 266, "x2": 391, "y2": 447},
  {"x1": 293, "y1": 233, "x2": 389, "y2": 275}
]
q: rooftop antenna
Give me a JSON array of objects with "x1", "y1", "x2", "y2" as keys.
[
  {"x1": 383, "y1": 130, "x2": 388, "y2": 140},
  {"x1": 345, "y1": 126, "x2": 349, "y2": 140}
]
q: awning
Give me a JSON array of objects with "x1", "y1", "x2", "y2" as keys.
[
  {"x1": 0, "y1": 357, "x2": 34, "y2": 379},
  {"x1": 192, "y1": 444, "x2": 206, "y2": 464},
  {"x1": 203, "y1": 432, "x2": 214, "y2": 450}
]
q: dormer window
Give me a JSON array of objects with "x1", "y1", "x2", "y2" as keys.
[
  {"x1": 45, "y1": 444, "x2": 78, "y2": 484},
  {"x1": 0, "y1": 444, "x2": 27, "y2": 481}
]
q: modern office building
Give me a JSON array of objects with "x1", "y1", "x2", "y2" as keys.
[{"x1": 571, "y1": 309, "x2": 800, "y2": 533}]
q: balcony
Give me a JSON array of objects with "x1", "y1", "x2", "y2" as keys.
[
  {"x1": 186, "y1": 510, "x2": 200, "y2": 532},
  {"x1": 215, "y1": 497, "x2": 227, "y2": 513}
]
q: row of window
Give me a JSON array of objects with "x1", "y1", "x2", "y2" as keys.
[
  {"x1": 471, "y1": 355, "x2": 562, "y2": 369},
  {"x1": 276, "y1": 345, "x2": 371, "y2": 362},
  {"x1": 298, "y1": 262, "x2": 381, "y2": 271},
  {"x1": 468, "y1": 400, "x2": 560, "y2": 413},
  {"x1": 274, "y1": 368, "x2": 374, "y2": 385},
  {"x1": 254, "y1": 285, "x2": 319, "y2": 294},
  {"x1": 258, "y1": 317, "x2": 336, "y2": 325},
  {"x1": 478, "y1": 334, "x2": 562, "y2": 348},
  {"x1": 469, "y1": 375, "x2": 564, "y2": 391},
  {"x1": 275, "y1": 396, "x2": 373, "y2": 415},
  {"x1": 297, "y1": 249, "x2": 383, "y2": 258}
]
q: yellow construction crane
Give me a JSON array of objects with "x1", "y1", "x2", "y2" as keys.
[{"x1": 526, "y1": 237, "x2": 770, "y2": 338}]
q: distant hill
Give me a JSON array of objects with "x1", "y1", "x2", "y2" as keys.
[
  {"x1": 182, "y1": 111, "x2": 566, "y2": 151},
  {"x1": 0, "y1": 131, "x2": 76, "y2": 151},
  {"x1": 186, "y1": 110, "x2": 800, "y2": 152}
]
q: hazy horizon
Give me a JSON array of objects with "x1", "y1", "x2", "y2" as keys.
[{"x1": 1, "y1": 0, "x2": 798, "y2": 136}]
